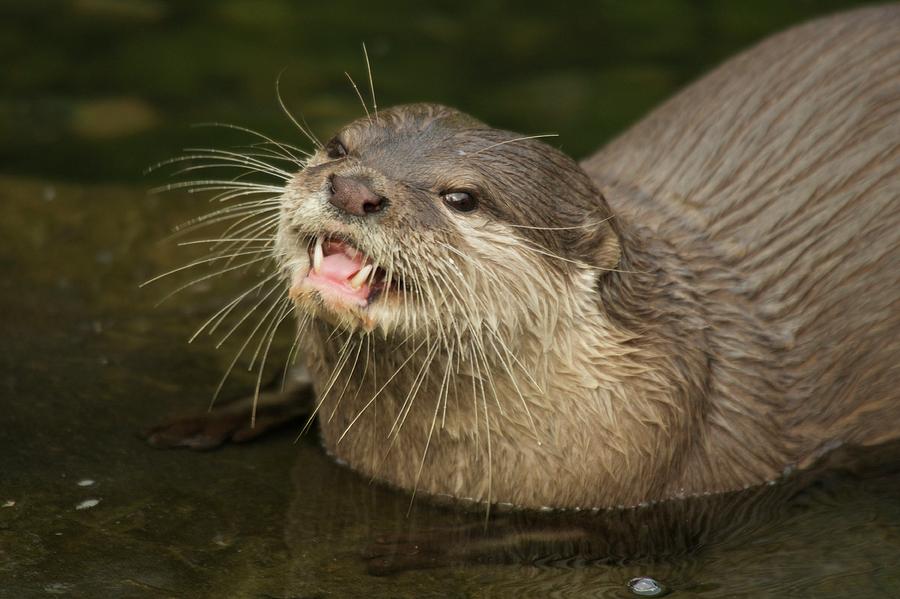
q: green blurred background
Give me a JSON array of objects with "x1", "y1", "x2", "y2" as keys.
[{"x1": 0, "y1": 0, "x2": 876, "y2": 185}]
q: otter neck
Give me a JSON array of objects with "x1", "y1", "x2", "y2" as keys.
[{"x1": 596, "y1": 196, "x2": 800, "y2": 496}]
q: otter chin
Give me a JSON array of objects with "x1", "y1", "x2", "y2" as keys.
[{"x1": 151, "y1": 7, "x2": 899, "y2": 511}]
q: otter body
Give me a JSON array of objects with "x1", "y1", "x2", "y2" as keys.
[
  {"x1": 151, "y1": 7, "x2": 899, "y2": 511},
  {"x1": 281, "y1": 7, "x2": 900, "y2": 510}
]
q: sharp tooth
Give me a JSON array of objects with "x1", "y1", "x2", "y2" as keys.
[
  {"x1": 349, "y1": 264, "x2": 373, "y2": 289},
  {"x1": 313, "y1": 236, "x2": 323, "y2": 272}
]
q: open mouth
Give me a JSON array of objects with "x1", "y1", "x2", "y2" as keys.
[{"x1": 299, "y1": 234, "x2": 397, "y2": 307}]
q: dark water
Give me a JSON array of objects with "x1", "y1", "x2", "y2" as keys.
[{"x1": 2, "y1": 1, "x2": 898, "y2": 597}]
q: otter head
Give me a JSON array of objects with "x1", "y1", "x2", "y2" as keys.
[{"x1": 276, "y1": 103, "x2": 620, "y2": 341}]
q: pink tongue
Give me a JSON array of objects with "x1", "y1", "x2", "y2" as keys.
[{"x1": 318, "y1": 251, "x2": 364, "y2": 283}]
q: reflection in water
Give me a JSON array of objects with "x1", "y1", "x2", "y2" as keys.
[{"x1": 284, "y1": 439, "x2": 899, "y2": 596}]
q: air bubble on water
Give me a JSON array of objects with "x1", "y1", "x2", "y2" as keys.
[{"x1": 628, "y1": 576, "x2": 667, "y2": 597}]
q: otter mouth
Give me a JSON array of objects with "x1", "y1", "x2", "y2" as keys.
[{"x1": 297, "y1": 234, "x2": 400, "y2": 307}]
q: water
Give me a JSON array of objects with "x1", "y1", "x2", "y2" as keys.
[{"x1": 2, "y1": 1, "x2": 897, "y2": 597}]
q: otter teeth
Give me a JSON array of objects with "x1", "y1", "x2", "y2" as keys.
[
  {"x1": 350, "y1": 264, "x2": 373, "y2": 289},
  {"x1": 312, "y1": 236, "x2": 324, "y2": 272}
]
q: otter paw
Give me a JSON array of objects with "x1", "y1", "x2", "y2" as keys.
[
  {"x1": 142, "y1": 411, "x2": 252, "y2": 450},
  {"x1": 142, "y1": 399, "x2": 309, "y2": 450}
]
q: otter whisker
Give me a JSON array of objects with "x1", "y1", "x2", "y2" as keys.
[
  {"x1": 344, "y1": 71, "x2": 370, "y2": 119},
  {"x1": 345, "y1": 331, "x2": 374, "y2": 422},
  {"x1": 215, "y1": 276, "x2": 285, "y2": 349},
  {"x1": 408, "y1": 360, "x2": 446, "y2": 514},
  {"x1": 210, "y1": 206, "x2": 281, "y2": 240},
  {"x1": 186, "y1": 150, "x2": 299, "y2": 177},
  {"x1": 407, "y1": 259, "x2": 450, "y2": 348},
  {"x1": 366, "y1": 333, "x2": 377, "y2": 459},
  {"x1": 280, "y1": 312, "x2": 311, "y2": 392},
  {"x1": 191, "y1": 121, "x2": 310, "y2": 161},
  {"x1": 190, "y1": 271, "x2": 281, "y2": 342},
  {"x1": 336, "y1": 337, "x2": 429, "y2": 445},
  {"x1": 300, "y1": 331, "x2": 357, "y2": 436},
  {"x1": 140, "y1": 249, "x2": 271, "y2": 289},
  {"x1": 202, "y1": 216, "x2": 279, "y2": 254},
  {"x1": 201, "y1": 206, "x2": 279, "y2": 242},
  {"x1": 159, "y1": 150, "x2": 292, "y2": 181},
  {"x1": 178, "y1": 238, "x2": 274, "y2": 247},
  {"x1": 469, "y1": 342, "x2": 494, "y2": 521},
  {"x1": 439, "y1": 346, "x2": 455, "y2": 430},
  {"x1": 210, "y1": 280, "x2": 288, "y2": 406},
  {"x1": 516, "y1": 240, "x2": 615, "y2": 272},
  {"x1": 491, "y1": 328, "x2": 544, "y2": 394},
  {"x1": 470, "y1": 332, "x2": 505, "y2": 417},
  {"x1": 168, "y1": 160, "x2": 288, "y2": 184},
  {"x1": 161, "y1": 199, "x2": 279, "y2": 235},
  {"x1": 506, "y1": 216, "x2": 614, "y2": 231},
  {"x1": 486, "y1": 331, "x2": 541, "y2": 443},
  {"x1": 249, "y1": 296, "x2": 293, "y2": 371},
  {"x1": 217, "y1": 214, "x2": 282, "y2": 264},
  {"x1": 242, "y1": 142, "x2": 310, "y2": 165},
  {"x1": 469, "y1": 133, "x2": 559, "y2": 156},
  {"x1": 326, "y1": 332, "x2": 366, "y2": 422},
  {"x1": 204, "y1": 186, "x2": 281, "y2": 204},
  {"x1": 434, "y1": 240, "x2": 506, "y2": 293},
  {"x1": 362, "y1": 42, "x2": 378, "y2": 121},
  {"x1": 151, "y1": 179, "x2": 283, "y2": 195},
  {"x1": 425, "y1": 260, "x2": 477, "y2": 350},
  {"x1": 171, "y1": 199, "x2": 281, "y2": 235},
  {"x1": 156, "y1": 161, "x2": 280, "y2": 186},
  {"x1": 467, "y1": 344, "x2": 481, "y2": 454},
  {"x1": 275, "y1": 74, "x2": 323, "y2": 150},
  {"x1": 516, "y1": 238, "x2": 641, "y2": 274},
  {"x1": 183, "y1": 144, "x2": 302, "y2": 169},
  {"x1": 251, "y1": 300, "x2": 294, "y2": 426},
  {"x1": 388, "y1": 339, "x2": 439, "y2": 439}
]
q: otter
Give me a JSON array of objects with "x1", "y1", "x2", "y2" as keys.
[{"x1": 147, "y1": 7, "x2": 900, "y2": 512}]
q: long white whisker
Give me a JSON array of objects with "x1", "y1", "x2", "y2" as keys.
[
  {"x1": 190, "y1": 121, "x2": 310, "y2": 161},
  {"x1": 344, "y1": 71, "x2": 370, "y2": 119},
  {"x1": 362, "y1": 42, "x2": 378, "y2": 121},
  {"x1": 189, "y1": 271, "x2": 282, "y2": 342},
  {"x1": 215, "y1": 278, "x2": 285, "y2": 349},
  {"x1": 298, "y1": 333, "x2": 355, "y2": 436},
  {"x1": 251, "y1": 300, "x2": 294, "y2": 426},
  {"x1": 506, "y1": 216, "x2": 614, "y2": 231},
  {"x1": 275, "y1": 73, "x2": 323, "y2": 149},
  {"x1": 470, "y1": 134, "x2": 559, "y2": 155},
  {"x1": 337, "y1": 337, "x2": 428, "y2": 444},
  {"x1": 140, "y1": 250, "x2": 269, "y2": 288}
]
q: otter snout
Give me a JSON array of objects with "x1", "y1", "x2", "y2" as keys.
[{"x1": 328, "y1": 174, "x2": 386, "y2": 216}]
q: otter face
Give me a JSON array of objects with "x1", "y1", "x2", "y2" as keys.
[{"x1": 276, "y1": 103, "x2": 619, "y2": 339}]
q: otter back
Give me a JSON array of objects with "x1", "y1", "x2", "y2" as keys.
[{"x1": 584, "y1": 6, "x2": 900, "y2": 459}]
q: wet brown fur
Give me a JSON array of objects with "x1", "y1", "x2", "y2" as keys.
[{"x1": 279, "y1": 7, "x2": 899, "y2": 509}]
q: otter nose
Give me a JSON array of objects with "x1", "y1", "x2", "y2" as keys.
[{"x1": 328, "y1": 175, "x2": 386, "y2": 216}]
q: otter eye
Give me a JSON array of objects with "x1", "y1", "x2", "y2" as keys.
[
  {"x1": 442, "y1": 191, "x2": 478, "y2": 213},
  {"x1": 325, "y1": 138, "x2": 347, "y2": 160}
]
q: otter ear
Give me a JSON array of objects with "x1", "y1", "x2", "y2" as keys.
[{"x1": 575, "y1": 208, "x2": 621, "y2": 274}]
